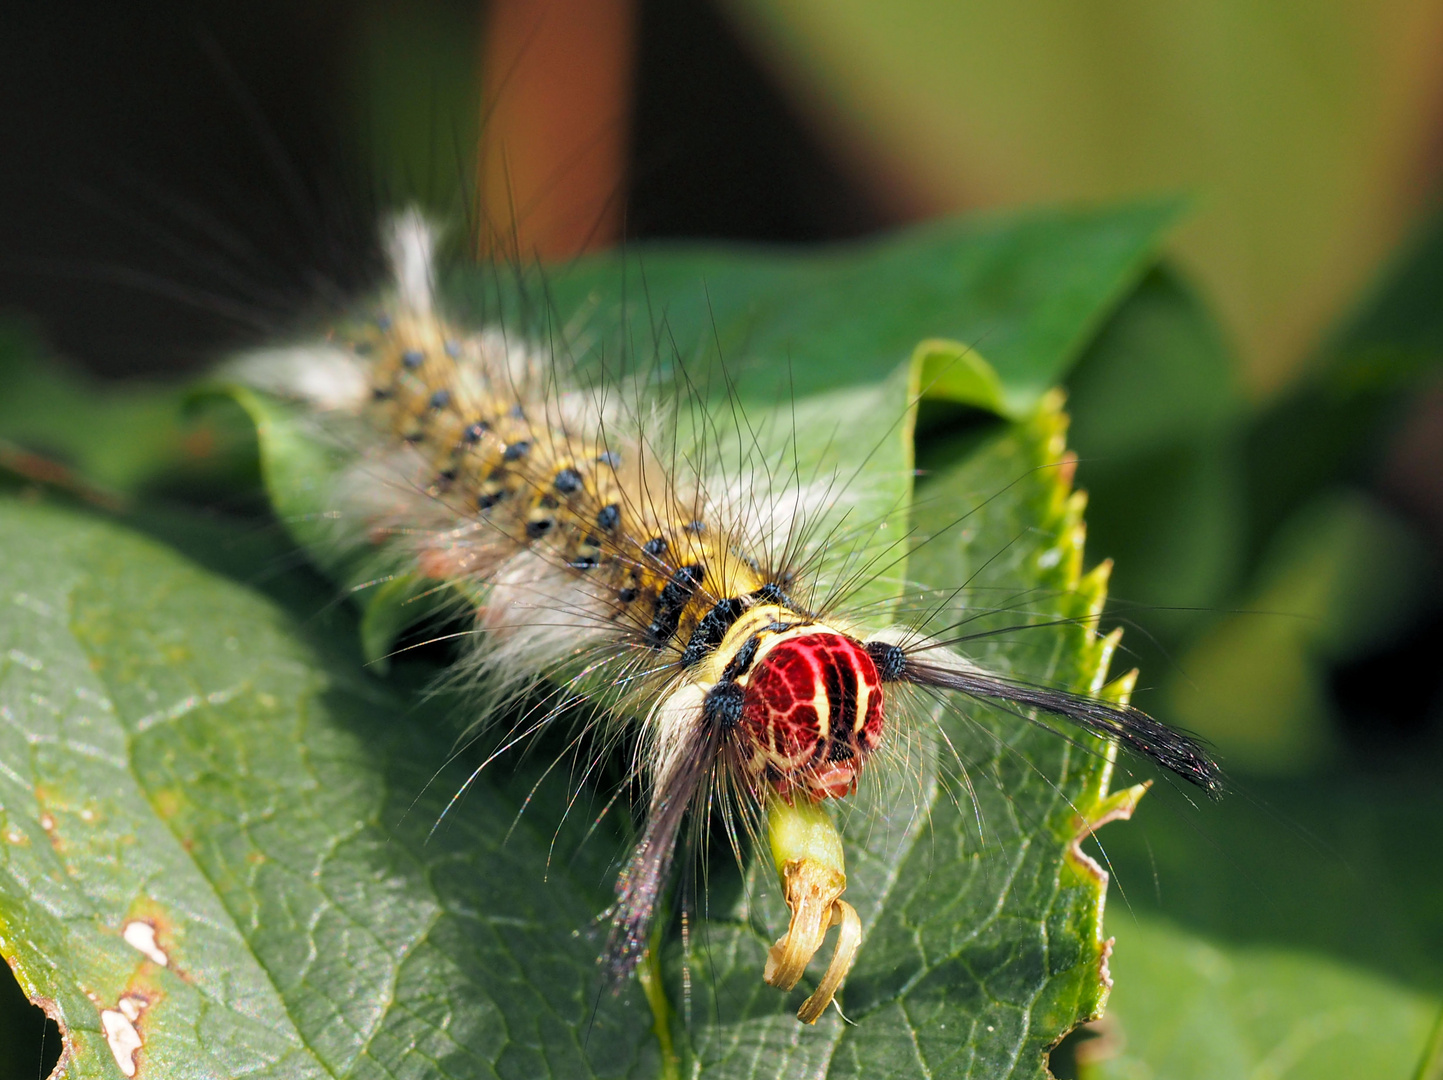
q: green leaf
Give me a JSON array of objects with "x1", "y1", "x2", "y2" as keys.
[
  {"x1": 1241, "y1": 203, "x2": 1443, "y2": 577},
  {"x1": 0, "y1": 205, "x2": 1177, "y2": 1077},
  {"x1": 669, "y1": 400, "x2": 1133, "y2": 1078},
  {"x1": 1164, "y1": 491, "x2": 1431, "y2": 773},
  {"x1": 1085, "y1": 770, "x2": 1443, "y2": 1009},
  {"x1": 1081, "y1": 770, "x2": 1443, "y2": 1078},
  {"x1": 0, "y1": 499, "x2": 657, "y2": 1078},
  {"x1": 0, "y1": 325, "x2": 257, "y2": 501},
  {"x1": 1063, "y1": 266, "x2": 1246, "y2": 650},
  {"x1": 456, "y1": 201, "x2": 1181, "y2": 416},
  {"x1": 1090, "y1": 916, "x2": 1442, "y2": 1080}
]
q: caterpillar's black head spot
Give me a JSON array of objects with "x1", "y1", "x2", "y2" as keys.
[
  {"x1": 864, "y1": 640, "x2": 908, "y2": 682},
  {"x1": 702, "y1": 682, "x2": 745, "y2": 734}
]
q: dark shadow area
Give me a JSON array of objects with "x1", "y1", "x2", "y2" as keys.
[
  {"x1": 628, "y1": 0, "x2": 885, "y2": 244},
  {"x1": 0, "y1": 960, "x2": 61, "y2": 1080},
  {"x1": 0, "y1": 0, "x2": 882, "y2": 382},
  {"x1": 1332, "y1": 604, "x2": 1443, "y2": 759},
  {"x1": 0, "y1": 3, "x2": 378, "y2": 380}
]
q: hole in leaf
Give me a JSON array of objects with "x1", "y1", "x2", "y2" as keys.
[
  {"x1": 0, "y1": 960, "x2": 61, "y2": 1079},
  {"x1": 1048, "y1": 1020, "x2": 1110, "y2": 1079}
]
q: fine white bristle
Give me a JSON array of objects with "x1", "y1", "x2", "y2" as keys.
[
  {"x1": 223, "y1": 344, "x2": 372, "y2": 412},
  {"x1": 386, "y1": 208, "x2": 438, "y2": 316}
]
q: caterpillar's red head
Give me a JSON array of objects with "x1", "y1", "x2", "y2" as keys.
[{"x1": 725, "y1": 625, "x2": 885, "y2": 800}]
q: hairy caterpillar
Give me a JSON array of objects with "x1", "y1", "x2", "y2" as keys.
[{"x1": 228, "y1": 209, "x2": 1224, "y2": 1030}]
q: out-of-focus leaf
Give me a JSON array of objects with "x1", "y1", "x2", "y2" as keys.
[
  {"x1": 718, "y1": 0, "x2": 1443, "y2": 391},
  {"x1": 1064, "y1": 267, "x2": 1246, "y2": 650},
  {"x1": 477, "y1": 200, "x2": 1180, "y2": 415},
  {"x1": 0, "y1": 323, "x2": 257, "y2": 499},
  {"x1": 1078, "y1": 767, "x2": 1443, "y2": 1078},
  {"x1": 1245, "y1": 205, "x2": 1443, "y2": 568},
  {"x1": 1092, "y1": 771, "x2": 1443, "y2": 1000},
  {"x1": 1340, "y1": 206, "x2": 1443, "y2": 359},
  {"x1": 1166, "y1": 491, "x2": 1430, "y2": 772},
  {"x1": 1085, "y1": 916, "x2": 1441, "y2": 1080},
  {"x1": 1068, "y1": 269, "x2": 1241, "y2": 461}
]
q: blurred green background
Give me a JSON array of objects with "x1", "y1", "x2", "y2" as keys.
[{"x1": 1, "y1": 1, "x2": 1442, "y2": 1076}]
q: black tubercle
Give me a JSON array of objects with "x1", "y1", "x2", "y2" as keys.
[
  {"x1": 702, "y1": 682, "x2": 746, "y2": 733},
  {"x1": 553, "y1": 468, "x2": 583, "y2": 495},
  {"x1": 901, "y1": 657, "x2": 1226, "y2": 796},
  {"x1": 678, "y1": 583, "x2": 800, "y2": 669},
  {"x1": 596, "y1": 504, "x2": 620, "y2": 531},
  {"x1": 502, "y1": 441, "x2": 531, "y2": 461},
  {"x1": 721, "y1": 633, "x2": 762, "y2": 683},
  {"x1": 644, "y1": 564, "x2": 705, "y2": 648},
  {"x1": 680, "y1": 597, "x2": 746, "y2": 668},
  {"x1": 752, "y1": 582, "x2": 792, "y2": 607},
  {"x1": 865, "y1": 640, "x2": 908, "y2": 682}
]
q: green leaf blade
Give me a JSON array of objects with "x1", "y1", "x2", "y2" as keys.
[
  {"x1": 0, "y1": 499, "x2": 657, "y2": 1078},
  {"x1": 0, "y1": 203, "x2": 1189, "y2": 1077}
]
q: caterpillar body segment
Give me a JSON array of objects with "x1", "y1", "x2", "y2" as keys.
[{"x1": 233, "y1": 212, "x2": 1223, "y2": 1024}]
